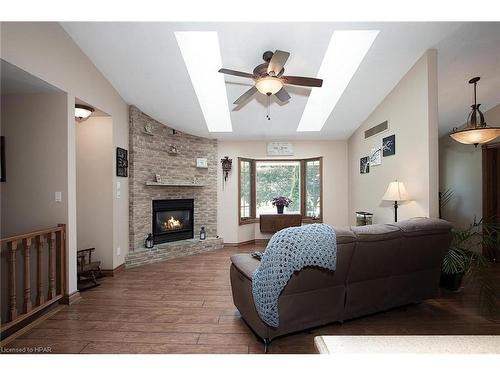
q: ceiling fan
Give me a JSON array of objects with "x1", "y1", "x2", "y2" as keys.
[{"x1": 218, "y1": 50, "x2": 323, "y2": 106}]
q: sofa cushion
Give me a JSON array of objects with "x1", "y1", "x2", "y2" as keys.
[{"x1": 350, "y1": 223, "x2": 401, "y2": 242}]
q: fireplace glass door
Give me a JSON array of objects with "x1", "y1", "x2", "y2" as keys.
[
  {"x1": 155, "y1": 210, "x2": 192, "y2": 234},
  {"x1": 152, "y1": 199, "x2": 194, "y2": 244}
]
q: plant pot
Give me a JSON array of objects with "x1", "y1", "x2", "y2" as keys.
[
  {"x1": 440, "y1": 271, "x2": 464, "y2": 291},
  {"x1": 276, "y1": 205, "x2": 284, "y2": 214}
]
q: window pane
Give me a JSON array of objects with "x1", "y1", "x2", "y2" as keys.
[
  {"x1": 255, "y1": 161, "x2": 300, "y2": 216},
  {"x1": 305, "y1": 159, "x2": 321, "y2": 218},
  {"x1": 240, "y1": 160, "x2": 251, "y2": 219}
]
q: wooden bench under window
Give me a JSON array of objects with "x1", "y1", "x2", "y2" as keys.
[{"x1": 259, "y1": 214, "x2": 303, "y2": 234}]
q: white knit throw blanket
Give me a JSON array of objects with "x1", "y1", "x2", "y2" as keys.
[{"x1": 251, "y1": 223, "x2": 337, "y2": 327}]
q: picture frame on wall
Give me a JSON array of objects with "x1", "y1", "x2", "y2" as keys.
[
  {"x1": 116, "y1": 147, "x2": 128, "y2": 177},
  {"x1": 369, "y1": 147, "x2": 382, "y2": 166},
  {"x1": 360, "y1": 156, "x2": 370, "y2": 174},
  {"x1": 0, "y1": 136, "x2": 5, "y2": 182},
  {"x1": 382, "y1": 134, "x2": 396, "y2": 156}
]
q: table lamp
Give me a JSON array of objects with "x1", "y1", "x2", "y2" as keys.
[{"x1": 382, "y1": 181, "x2": 409, "y2": 222}]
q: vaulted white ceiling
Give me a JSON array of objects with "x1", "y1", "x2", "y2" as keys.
[{"x1": 61, "y1": 22, "x2": 500, "y2": 140}]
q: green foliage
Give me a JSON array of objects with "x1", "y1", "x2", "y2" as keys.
[
  {"x1": 256, "y1": 163, "x2": 301, "y2": 213},
  {"x1": 442, "y1": 218, "x2": 498, "y2": 275}
]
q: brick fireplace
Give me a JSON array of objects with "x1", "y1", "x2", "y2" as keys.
[{"x1": 127, "y1": 106, "x2": 221, "y2": 267}]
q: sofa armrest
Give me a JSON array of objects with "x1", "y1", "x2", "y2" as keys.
[{"x1": 230, "y1": 254, "x2": 260, "y2": 280}]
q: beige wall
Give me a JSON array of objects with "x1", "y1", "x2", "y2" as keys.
[
  {"x1": 1, "y1": 22, "x2": 129, "y2": 293},
  {"x1": 76, "y1": 116, "x2": 114, "y2": 269},
  {"x1": 217, "y1": 140, "x2": 349, "y2": 243},
  {"x1": 439, "y1": 102, "x2": 500, "y2": 228},
  {"x1": 348, "y1": 50, "x2": 439, "y2": 225},
  {"x1": 1, "y1": 93, "x2": 68, "y2": 235}
]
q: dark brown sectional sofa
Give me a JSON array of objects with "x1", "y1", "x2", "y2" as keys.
[{"x1": 229, "y1": 217, "x2": 452, "y2": 343}]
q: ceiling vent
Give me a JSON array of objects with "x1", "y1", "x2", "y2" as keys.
[{"x1": 364, "y1": 120, "x2": 388, "y2": 139}]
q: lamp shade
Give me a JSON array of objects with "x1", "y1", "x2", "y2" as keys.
[
  {"x1": 382, "y1": 181, "x2": 409, "y2": 202},
  {"x1": 255, "y1": 76, "x2": 283, "y2": 95}
]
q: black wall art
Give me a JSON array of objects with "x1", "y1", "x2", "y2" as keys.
[
  {"x1": 382, "y1": 134, "x2": 396, "y2": 157},
  {"x1": 360, "y1": 156, "x2": 370, "y2": 174},
  {"x1": 116, "y1": 147, "x2": 128, "y2": 177}
]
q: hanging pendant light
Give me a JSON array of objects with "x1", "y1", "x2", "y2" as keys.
[{"x1": 449, "y1": 77, "x2": 500, "y2": 147}]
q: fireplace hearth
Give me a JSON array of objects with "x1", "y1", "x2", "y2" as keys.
[{"x1": 152, "y1": 199, "x2": 194, "y2": 244}]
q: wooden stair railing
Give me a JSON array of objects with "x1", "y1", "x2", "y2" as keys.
[{"x1": 1, "y1": 224, "x2": 66, "y2": 334}]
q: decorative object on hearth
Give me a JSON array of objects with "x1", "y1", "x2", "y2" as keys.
[
  {"x1": 199, "y1": 226, "x2": 206, "y2": 240},
  {"x1": 356, "y1": 211, "x2": 373, "y2": 226},
  {"x1": 450, "y1": 76, "x2": 500, "y2": 147},
  {"x1": 155, "y1": 174, "x2": 162, "y2": 183},
  {"x1": 360, "y1": 156, "x2": 370, "y2": 174},
  {"x1": 168, "y1": 144, "x2": 178, "y2": 155},
  {"x1": 369, "y1": 146, "x2": 382, "y2": 166},
  {"x1": 221, "y1": 156, "x2": 232, "y2": 186},
  {"x1": 382, "y1": 180, "x2": 409, "y2": 222},
  {"x1": 0, "y1": 136, "x2": 5, "y2": 182},
  {"x1": 145, "y1": 233, "x2": 154, "y2": 249},
  {"x1": 74, "y1": 104, "x2": 94, "y2": 121},
  {"x1": 382, "y1": 134, "x2": 396, "y2": 156},
  {"x1": 116, "y1": 147, "x2": 128, "y2": 177},
  {"x1": 271, "y1": 196, "x2": 292, "y2": 214}
]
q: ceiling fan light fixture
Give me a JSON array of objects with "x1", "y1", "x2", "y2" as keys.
[{"x1": 255, "y1": 76, "x2": 283, "y2": 95}]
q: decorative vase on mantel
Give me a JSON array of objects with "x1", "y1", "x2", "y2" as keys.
[{"x1": 276, "y1": 205, "x2": 284, "y2": 214}]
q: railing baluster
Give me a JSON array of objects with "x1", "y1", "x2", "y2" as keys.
[
  {"x1": 48, "y1": 232, "x2": 56, "y2": 300},
  {"x1": 2, "y1": 225, "x2": 67, "y2": 334},
  {"x1": 23, "y1": 237, "x2": 32, "y2": 313},
  {"x1": 36, "y1": 234, "x2": 45, "y2": 306},
  {"x1": 9, "y1": 241, "x2": 18, "y2": 321},
  {"x1": 58, "y1": 224, "x2": 67, "y2": 296}
]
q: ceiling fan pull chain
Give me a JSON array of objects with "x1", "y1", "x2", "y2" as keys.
[{"x1": 266, "y1": 95, "x2": 271, "y2": 120}]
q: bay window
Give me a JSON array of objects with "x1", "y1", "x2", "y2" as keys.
[{"x1": 238, "y1": 157, "x2": 322, "y2": 224}]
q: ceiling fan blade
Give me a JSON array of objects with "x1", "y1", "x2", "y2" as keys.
[
  {"x1": 274, "y1": 87, "x2": 291, "y2": 103},
  {"x1": 283, "y1": 75, "x2": 323, "y2": 87},
  {"x1": 267, "y1": 50, "x2": 290, "y2": 76},
  {"x1": 218, "y1": 68, "x2": 254, "y2": 79},
  {"x1": 234, "y1": 86, "x2": 258, "y2": 105}
]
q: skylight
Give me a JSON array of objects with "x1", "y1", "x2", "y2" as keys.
[
  {"x1": 297, "y1": 30, "x2": 379, "y2": 132},
  {"x1": 175, "y1": 31, "x2": 232, "y2": 132}
]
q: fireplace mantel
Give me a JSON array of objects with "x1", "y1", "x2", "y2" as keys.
[{"x1": 145, "y1": 181, "x2": 206, "y2": 187}]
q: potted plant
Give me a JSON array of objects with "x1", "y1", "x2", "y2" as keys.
[
  {"x1": 271, "y1": 196, "x2": 292, "y2": 214},
  {"x1": 441, "y1": 218, "x2": 499, "y2": 291}
]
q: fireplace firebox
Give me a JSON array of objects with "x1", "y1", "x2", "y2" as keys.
[{"x1": 152, "y1": 199, "x2": 194, "y2": 244}]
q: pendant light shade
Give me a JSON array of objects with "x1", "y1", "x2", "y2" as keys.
[{"x1": 449, "y1": 77, "x2": 500, "y2": 146}]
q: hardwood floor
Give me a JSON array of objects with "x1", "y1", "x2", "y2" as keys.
[{"x1": 3, "y1": 244, "x2": 499, "y2": 354}]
